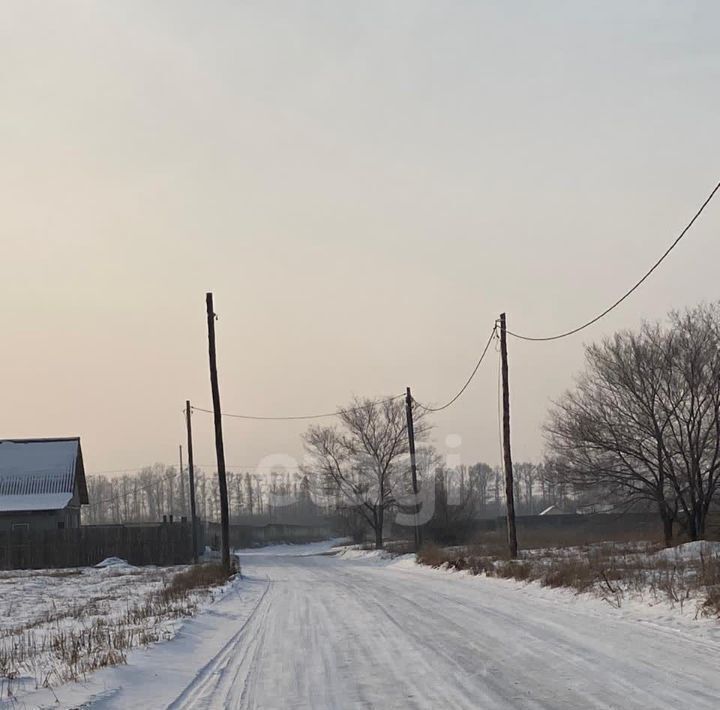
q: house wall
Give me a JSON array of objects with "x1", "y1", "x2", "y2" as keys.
[
  {"x1": 0, "y1": 509, "x2": 68, "y2": 532},
  {"x1": 0, "y1": 486, "x2": 82, "y2": 532},
  {"x1": 65, "y1": 483, "x2": 82, "y2": 528},
  {"x1": 0, "y1": 468, "x2": 84, "y2": 532}
]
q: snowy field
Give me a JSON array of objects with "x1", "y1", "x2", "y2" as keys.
[
  {"x1": 8, "y1": 539, "x2": 720, "y2": 709},
  {"x1": 0, "y1": 560, "x2": 235, "y2": 706}
]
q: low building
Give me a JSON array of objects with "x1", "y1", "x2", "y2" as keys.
[
  {"x1": 538, "y1": 504, "x2": 570, "y2": 516},
  {"x1": 0, "y1": 437, "x2": 89, "y2": 532}
]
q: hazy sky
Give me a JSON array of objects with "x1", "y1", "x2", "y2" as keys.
[{"x1": 2, "y1": 1, "x2": 719, "y2": 479}]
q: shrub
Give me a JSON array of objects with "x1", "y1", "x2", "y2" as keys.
[
  {"x1": 493, "y1": 560, "x2": 532, "y2": 581},
  {"x1": 542, "y1": 559, "x2": 596, "y2": 592},
  {"x1": 158, "y1": 563, "x2": 233, "y2": 604},
  {"x1": 417, "y1": 544, "x2": 452, "y2": 568}
]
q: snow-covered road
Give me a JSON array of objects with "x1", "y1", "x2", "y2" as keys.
[
  {"x1": 166, "y1": 545, "x2": 720, "y2": 709},
  {"x1": 23, "y1": 542, "x2": 720, "y2": 709}
]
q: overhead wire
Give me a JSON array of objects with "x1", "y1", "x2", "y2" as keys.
[
  {"x1": 190, "y1": 393, "x2": 405, "y2": 421},
  {"x1": 507, "y1": 180, "x2": 720, "y2": 342},
  {"x1": 182, "y1": 181, "x2": 719, "y2": 423},
  {"x1": 414, "y1": 325, "x2": 498, "y2": 413}
]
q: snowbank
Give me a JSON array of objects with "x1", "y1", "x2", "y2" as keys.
[
  {"x1": 654, "y1": 540, "x2": 720, "y2": 561},
  {"x1": 333, "y1": 547, "x2": 396, "y2": 561},
  {"x1": 236, "y1": 538, "x2": 347, "y2": 557},
  {"x1": 94, "y1": 556, "x2": 136, "y2": 569}
]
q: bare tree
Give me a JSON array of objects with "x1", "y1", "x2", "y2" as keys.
[
  {"x1": 546, "y1": 322, "x2": 680, "y2": 545},
  {"x1": 303, "y1": 397, "x2": 428, "y2": 549},
  {"x1": 546, "y1": 304, "x2": 720, "y2": 545},
  {"x1": 428, "y1": 461, "x2": 494, "y2": 543},
  {"x1": 659, "y1": 306, "x2": 720, "y2": 538}
]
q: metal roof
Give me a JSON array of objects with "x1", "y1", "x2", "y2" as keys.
[{"x1": 0, "y1": 438, "x2": 89, "y2": 511}]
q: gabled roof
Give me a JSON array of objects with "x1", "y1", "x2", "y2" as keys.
[{"x1": 0, "y1": 438, "x2": 89, "y2": 512}]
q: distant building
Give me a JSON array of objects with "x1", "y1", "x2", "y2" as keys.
[
  {"x1": 576, "y1": 502, "x2": 616, "y2": 515},
  {"x1": 538, "y1": 504, "x2": 570, "y2": 516},
  {"x1": 0, "y1": 438, "x2": 89, "y2": 531}
]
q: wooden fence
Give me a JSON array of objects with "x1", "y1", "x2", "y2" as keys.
[
  {"x1": 0, "y1": 522, "x2": 201, "y2": 570},
  {"x1": 399, "y1": 512, "x2": 664, "y2": 545},
  {"x1": 207, "y1": 520, "x2": 338, "y2": 549}
]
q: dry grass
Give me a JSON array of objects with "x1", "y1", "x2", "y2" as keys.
[
  {"x1": 158, "y1": 563, "x2": 233, "y2": 604},
  {"x1": 418, "y1": 536, "x2": 720, "y2": 617},
  {"x1": 383, "y1": 539, "x2": 418, "y2": 556},
  {"x1": 698, "y1": 551, "x2": 720, "y2": 616}
]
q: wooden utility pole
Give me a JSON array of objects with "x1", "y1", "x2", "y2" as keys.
[
  {"x1": 405, "y1": 387, "x2": 422, "y2": 552},
  {"x1": 206, "y1": 293, "x2": 231, "y2": 572},
  {"x1": 185, "y1": 401, "x2": 199, "y2": 564},
  {"x1": 499, "y1": 313, "x2": 518, "y2": 558}
]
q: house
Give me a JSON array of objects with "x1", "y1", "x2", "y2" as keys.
[{"x1": 0, "y1": 438, "x2": 89, "y2": 532}]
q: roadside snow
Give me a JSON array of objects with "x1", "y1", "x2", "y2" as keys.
[
  {"x1": 654, "y1": 540, "x2": 720, "y2": 561},
  {"x1": 94, "y1": 556, "x2": 135, "y2": 569},
  {"x1": 5, "y1": 573, "x2": 264, "y2": 710},
  {"x1": 236, "y1": 538, "x2": 347, "y2": 557},
  {"x1": 332, "y1": 546, "x2": 397, "y2": 562},
  {"x1": 341, "y1": 545, "x2": 720, "y2": 642}
]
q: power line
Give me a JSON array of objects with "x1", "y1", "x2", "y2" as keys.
[
  {"x1": 179, "y1": 181, "x2": 718, "y2": 428},
  {"x1": 190, "y1": 394, "x2": 404, "y2": 422},
  {"x1": 508, "y1": 179, "x2": 720, "y2": 342},
  {"x1": 415, "y1": 325, "x2": 498, "y2": 413},
  {"x1": 88, "y1": 464, "x2": 301, "y2": 476}
]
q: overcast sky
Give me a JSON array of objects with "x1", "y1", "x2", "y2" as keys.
[{"x1": 1, "y1": 1, "x2": 719, "y2": 478}]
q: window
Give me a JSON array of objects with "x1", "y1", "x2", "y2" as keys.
[
  {"x1": 57, "y1": 521, "x2": 65, "y2": 530},
  {"x1": 11, "y1": 523, "x2": 29, "y2": 532}
]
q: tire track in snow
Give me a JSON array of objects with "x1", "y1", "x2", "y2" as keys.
[{"x1": 166, "y1": 577, "x2": 272, "y2": 710}]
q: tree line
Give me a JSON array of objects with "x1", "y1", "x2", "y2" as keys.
[
  {"x1": 82, "y1": 459, "x2": 568, "y2": 532},
  {"x1": 82, "y1": 467, "x2": 314, "y2": 525}
]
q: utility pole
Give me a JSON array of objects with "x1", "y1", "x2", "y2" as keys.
[
  {"x1": 185, "y1": 401, "x2": 199, "y2": 564},
  {"x1": 499, "y1": 313, "x2": 518, "y2": 558},
  {"x1": 405, "y1": 387, "x2": 422, "y2": 552},
  {"x1": 178, "y1": 444, "x2": 186, "y2": 519},
  {"x1": 206, "y1": 292, "x2": 231, "y2": 572}
]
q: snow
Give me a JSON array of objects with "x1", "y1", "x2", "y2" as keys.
[
  {"x1": 654, "y1": 540, "x2": 720, "y2": 561},
  {"x1": 333, "y1": 545, "x2": 397, "y2": 561},
  {"x1": 236, "y1": 538, "x2": 348, "y2": 557},
  {"x1": 0, "y1": 438, "x2": 79, "y2": 510},
  {"x1": 10, "y1": 540, "x2": 720, "y2": 709},
  {"x1": 94, "y1": 556, "x2": 134, "y2": 569},
  {"x1": 0, "y1": 491, "x2": 73, "y2": 511},
  {"x1": 0, "y1": 439, "x2": 78, "y2": 476},
  {"x1": 0, "y1": 561, "x2": 234, "y2": 706}
]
